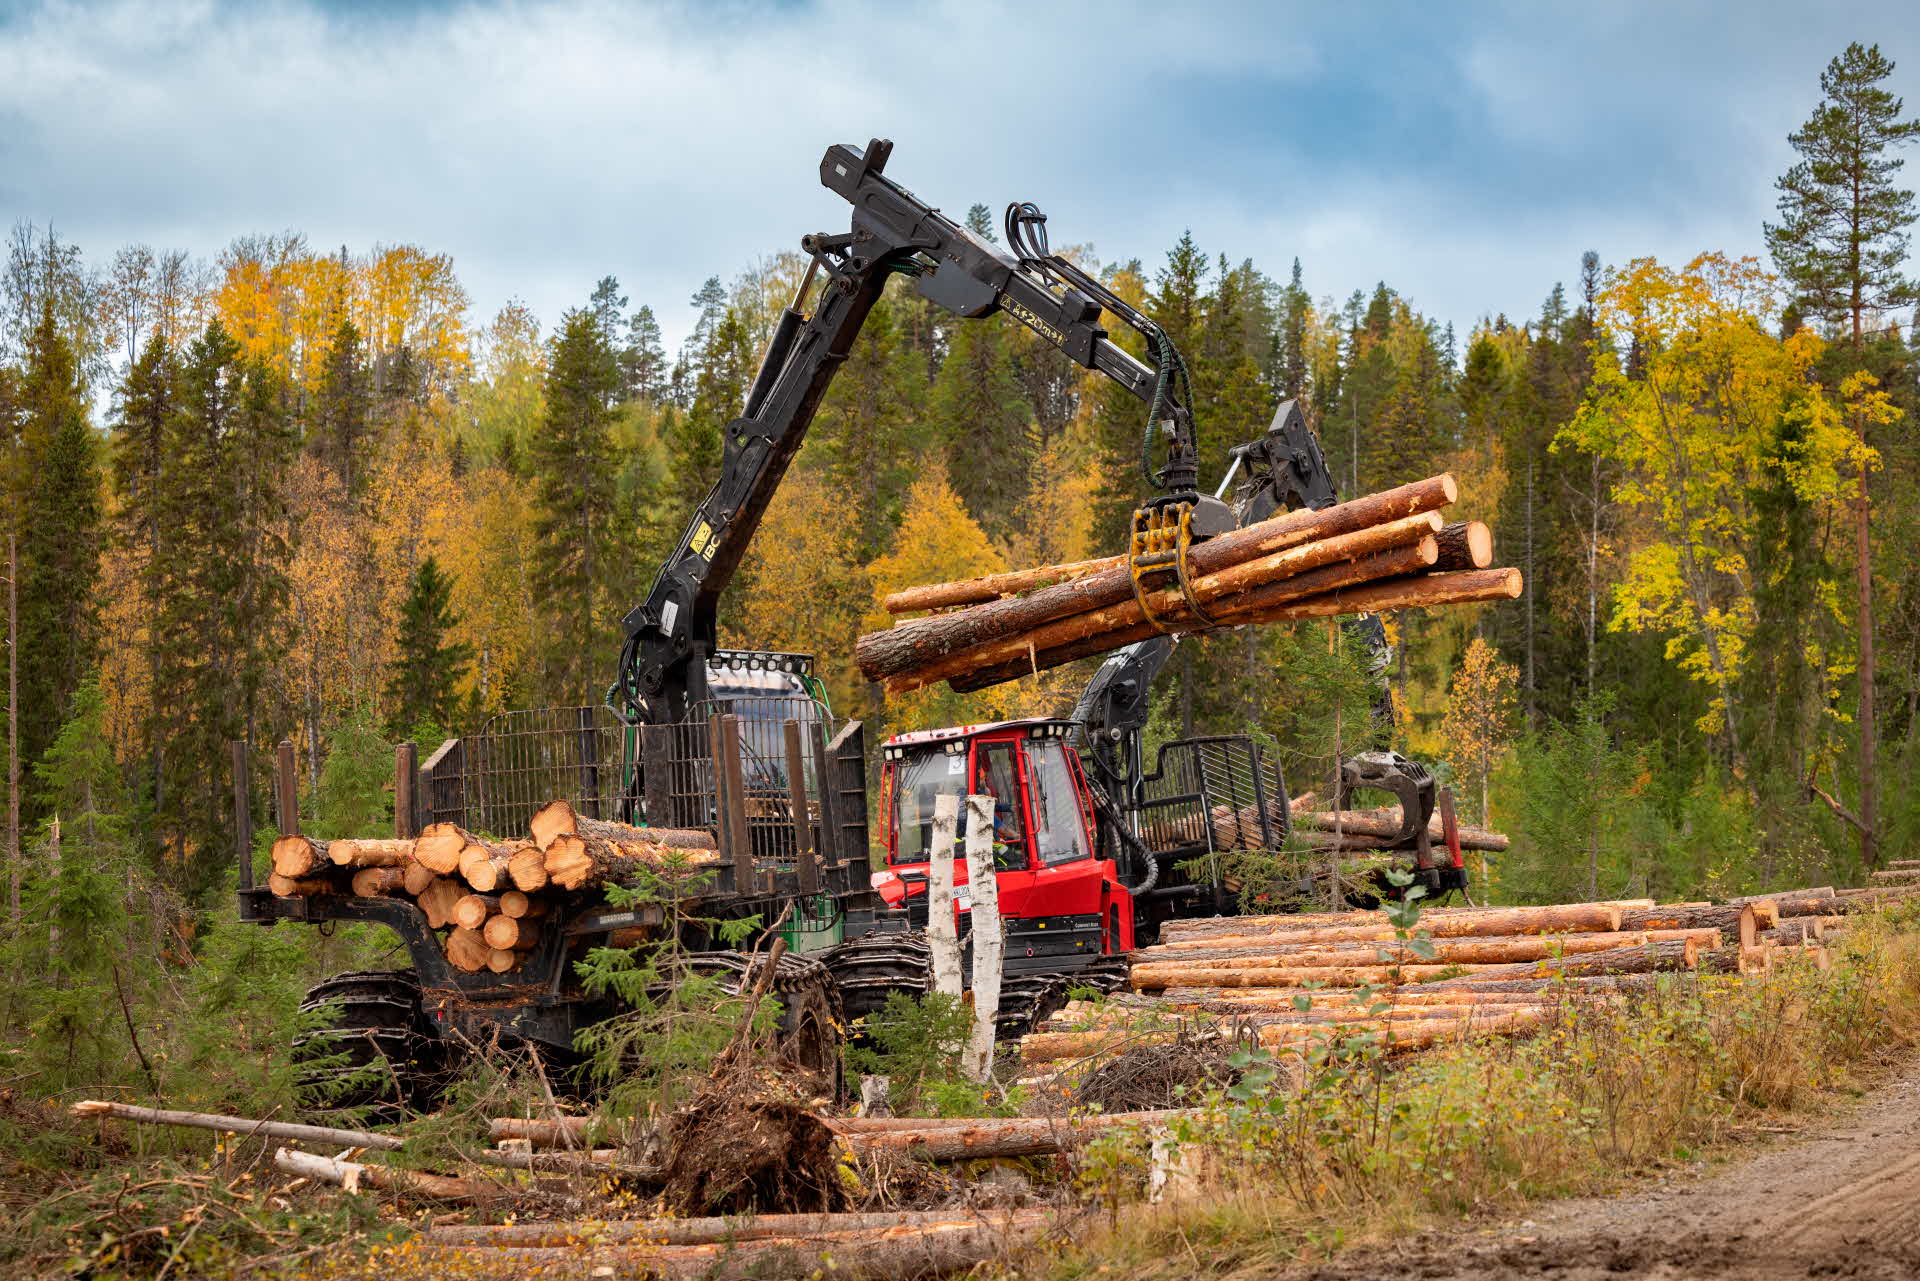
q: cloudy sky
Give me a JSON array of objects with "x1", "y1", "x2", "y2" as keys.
[{"x1": 3, "y1": 0, "x2": 1918, "y2": 349}]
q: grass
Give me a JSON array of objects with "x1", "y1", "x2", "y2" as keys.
[{"x1": 1014, "y1": 910, "x2": 1920, "y2": 1280}]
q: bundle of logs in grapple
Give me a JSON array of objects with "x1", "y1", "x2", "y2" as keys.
[
  {"x1": 1014, "y1": 884, "x2": 1920, "y2": 1072},
  {"x1": 857, "y1": 473, "x2": 1515, "y2": 693},
  {"x1": 265, "y1": 800, "x2": 717, "y2": 975}
]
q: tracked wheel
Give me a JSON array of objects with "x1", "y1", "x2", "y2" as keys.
[
  {"x1": 295, "y1": 969, "x2": 445, "y2": 1119},
  {"x1": 819, "y1": 930, "x2": 932, "y2": 1025}
]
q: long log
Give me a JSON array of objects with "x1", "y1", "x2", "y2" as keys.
[
  {"x1": 1288, "y1": 805, "x2": 1513, "y2": 852},
  {"x1": 544, "y1": 833, "x2": 722, "y2": 891},
  {"x1": 445, "y1": 926, "x2": 493, "y2": 973},
  {"x1": 1727, "y1": 886, "x2": 1833, "y2": 908},
  {"x1": 460, "y1": 840, "x2": 527, "y2": 893},
  {"x1": 270, "y1": 834, "x2": 329, "y2": 878},
  {"x1": 268, "y1": 872, "x2": 332, "y2": 897},
  {"x1": 948, "y1": 567, "x2": 1523, "y2": 693},
  {"x1": 885, "y1": 524, "x2": 1441, "y2": 695},
  {"x1": 849, "y1": 1110, "x2": 1187, "y2": 1160},
  {"x1": 1433, "y1": 520, "x2": 1493, "y2": 572},
  {"x1": 1143, "y1": 907, "x2": 1625, "y2": 952},
  {"x1": 272, "y1": 1147, "x2": 509, "y2": 1205},
  {"x1": 1132, "y1": 962, "x2": 1479, "y2": 990},
  {"x1": 417, "y1": 876, "x2": 464, "y2": 930},
  {"x1": 350, "y1": 866, "x2": 406, "y2": 897},
  {"x1": 499, "y1": 889, "x2": 545, "y2": 919},
  {"x1": 428, "y1": 1209, "x2": 1046, "y2": 1249},
  {"x1": 1020, "y1": 1009, "x2": 1550, "y2": 1065},
  {"x1": 413, "y1": 823, "x2": 476, "y2": 874},
  {"x1": 1132, "y1": 929, "x2": 1720, "y2": 973},
  {"x1": 451, "y1": 893, "x2": 500, "y2": 931},
  {"x1": 327, "y1": 838, "x2": 416, "y2": 869},
  {"x1": 1156, "y1": 987, "x2": 1581, "y2": 1010},
  {"x1": 1616, "y1": 903, "x2": 1771, "y2": 935},
  {"x1": 484, "y1": 915, "x2": 539, "y2": 950},
  {"x1": 430, "y1": 1212, "x2": 1053, "y2": 1280},
  {"x1": 507, "y1": 843, "x2": 549, "y2": 892},
  {"x1": 70, "y1": 1100, "x2": 403, "y2": 1150},
  {"x1": 1160, "y1": 901, "x2": 1618, "y2": 942},
  {"x1": 884, "y1": 555, "x2": 1125, "y2": 614},
  {"x1": 529, "y1": 799, "x2": 717, "y2": 854},
  {"x1": 859, "y1": 474, "x2": 1458, "y2": 683},
  {"x1": 1422, "y1": 939, "x2": 1700, "y2": 985}
]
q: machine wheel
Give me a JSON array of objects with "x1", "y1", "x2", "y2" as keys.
[
  {"x1": 818, "y1": 930, "x2": 933, "y2": 1024},
  {"x1": 295, "y1": 969, "x2": 445, "y2": 1118}
]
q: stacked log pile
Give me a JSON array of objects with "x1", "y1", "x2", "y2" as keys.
[
  {"x1": 857, "y1": 473, "x2": 1520, "y2": 693},
  {"x1": 1012, "y1": 887, "x2": 1913, "y2": 1070},
  {"x1": 265, "y1": 807, "x2": 716, "y2": 976}
]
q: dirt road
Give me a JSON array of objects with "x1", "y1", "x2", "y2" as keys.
[{"x1": 1286, "y1": 1061, "x2": 1920, "y2": 1280}]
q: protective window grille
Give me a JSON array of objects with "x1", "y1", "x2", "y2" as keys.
[
  {"x1": 422, "y1": 706, "x2": 630, "y2": 838},
  {"x1": 1134, "y1": 735, "x2": 1290, "y2": 856}
]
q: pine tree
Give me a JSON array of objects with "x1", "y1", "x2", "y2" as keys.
[
  {"x1": 623, "y1": 303, "x2": 668, "y2": 403},
  {"x1": 12, "y1": 298, "x2": 102, "y2": 793},
  {"x1": 384, "y1": 555, "x2": 473, "y2": 737},
  {"x1": 529, "y1": 306, "x2": 621, "y2": 701},
  {"x1": 1764, "y1": 42, "x2": 1920, "y2": 869},
  {"x1": 589, "y1": 275, "x2": 628, "y2": 351},
  {"x1": 1273, "y1": 258, "x2": 1310, "y2": 400},
  {"x1": 309, "y1": 318, "x2": 371, "y2": 494}
]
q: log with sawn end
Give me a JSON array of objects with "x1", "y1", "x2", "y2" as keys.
[
  {"x1": 528, "y1": 798, "x2": 717, "y2": 854},
  {"x1": 544, "y1": 833, "x2": 721, "y2": 891},
  {"x1": 327, "y1": 838, "x2": 416, "y2": 869}
]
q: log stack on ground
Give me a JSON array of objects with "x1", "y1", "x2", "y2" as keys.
[{"x1": 857, "y1": 474, "x2": 1522, "y2": 694}]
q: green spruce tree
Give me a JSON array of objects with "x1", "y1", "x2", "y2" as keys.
[{"x1": 384, "y1": 555, "x2": 473, "y2": 737}]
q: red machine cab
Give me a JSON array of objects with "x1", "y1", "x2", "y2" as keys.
[{"x1": 875, "y1": 719, "x2": 1134, "y2": 965}]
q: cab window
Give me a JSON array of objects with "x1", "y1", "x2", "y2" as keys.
[
  {"x1": 973, "y1": 742, "x2": 1029, "y2": 868},
  {"x1": 1027, "y1": 739, "x2": 1093, "y2": 866},
  {"x1": 890, "y1": 749, "x2": 967, "y2": 864}
]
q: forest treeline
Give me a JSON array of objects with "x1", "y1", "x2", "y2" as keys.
[{"x1": 2, "y1": 42, "x2": 1918, "y2": 916}]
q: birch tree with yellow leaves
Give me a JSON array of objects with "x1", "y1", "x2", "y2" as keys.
[{"x1": 1561, "y1": 253, "x2": 1873, "y2": 783}]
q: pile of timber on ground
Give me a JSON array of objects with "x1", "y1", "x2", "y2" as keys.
[
  {"x1": 265, "y1": 807, "x2": 715, "y2": 975},
  {"x1": 1013, "y1": 887, "x2": 1913, "y2": 1070},
  {"x1": 858, "y1": 473, "x2": 1521, "y2": 693}
]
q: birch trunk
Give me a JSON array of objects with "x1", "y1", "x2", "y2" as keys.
[
  {"x1": 927, "y1": 793, "x2": 962, "y2": 998},
  {"x1": 962, "y1": 793, "x2": 1003, "y2": 1081}
]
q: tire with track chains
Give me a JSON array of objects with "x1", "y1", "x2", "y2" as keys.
[
  {"x1": 821, "y1": 933, "x2": 1133, "y2": 1040},
  {"x1": 295, "y1": 969, "x2": 446, "y2": 1119}
]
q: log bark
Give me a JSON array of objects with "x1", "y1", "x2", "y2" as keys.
[
  {"x1": 70, "y1": 1100, "x2": 403, "y2": 1150},
  {"x1": 1158, "y1": 901, "x2": 1608, "y2": 943},
  {"x1": 1422, "y1": 939, "x2": 1700, "y2": 985},
  {"x1": 544, "y1": 833, "x2": 722, "y2": 891},
  {"x1": 413, "y1": 823, "x2": 474, "y2": 874},
  {"x1": 879, "y1": 519, "x2": 1441, "y2": 694},
  {"x1": 484, "y1": 915, "x2": 538, "y2": 950},
  {"x1": 948, "y1": 566, "x2": 1522, "y2": 694},
  {"x1": 1616, "y1": 903, "x2": 1773, "y2": 935},
  {"x1": 270, "y1": 834, "x2": 328, "y2": 878},
  {"x1": 507, "y1": 843, "x2": 548, "y2": 892},
  {"x1": 272, "y1": 1146, "x2": 508, "y2": 1205},
  {"x1": 451, "y1": 893, "x2": 499, "y2": 931},
  {"x1": 860, "y1": 474, "x2": 1458, "y2": 682},
  {"x1": 1279, "y1": 806, "x2": 1511, "y2": 852},
  {"x1": 1132, "y1": 962, "x2": 1475, "y2": 990},
  {"x1": 327, "y1": 838, "x2": 416, "y2": 869},
  {"x1": 850, "y1": 1109, "x2": 1187, "y2": 1160},
  {"x1": 1147, "y1": 904, "x2": 1621, "y2": 951},
  {"x1": 962, "y1": 792, "x2": 1003, "y2": 1083},
  {"x1": 884, "y1": 555, "x2": 1124, "y2": 614},
  {"x1": 1156, "y1": 987, "x2": 1577, "y2": 1010},
  {"x1": 529, "y1": 799, "x2": 716, "y2": 854},
  {"x1": 427, "y1": 1208, "x2": 1045, "y2": 1248},
  {"x1": 417, "y1": 876, "x2": 464, "y2": 930},
  {"x1": 1869, "y1": 868, "x2": 1920, "y2": 884},
  {"x1": 488, "y1": 1116, "x2": 625, "y2": 1148},
  {"x1": 1433, "y1": 520, "x2": 1493, "y2": 572},
  {"x1": 350, "y1": 866, "x2": 406, "y2": 897},
  {"x1": 268, "y1": 872, "x2": 331, "y2": 897},
  {"x1": 445, "y1": 925, "x2": 493, "y2": 973},
  {"x1": 1133, "y1": 929, "x2": 1719, "y2": 974}
]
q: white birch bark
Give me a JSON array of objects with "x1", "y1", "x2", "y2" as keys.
[
  {"x1": 927, "y1": 792, "x2": 963, "y2": 997},
  {"x1": 962, "y1": 792, "x2": 1003, "y2": 1081}
]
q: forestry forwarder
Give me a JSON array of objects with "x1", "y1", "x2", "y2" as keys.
[
  {"x1": 608, "y1": 139, "x2": 1465, "y2": 1025},
  {"x1": 243, "y1": 140, "x2": 1458, "y2": 1111}
]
